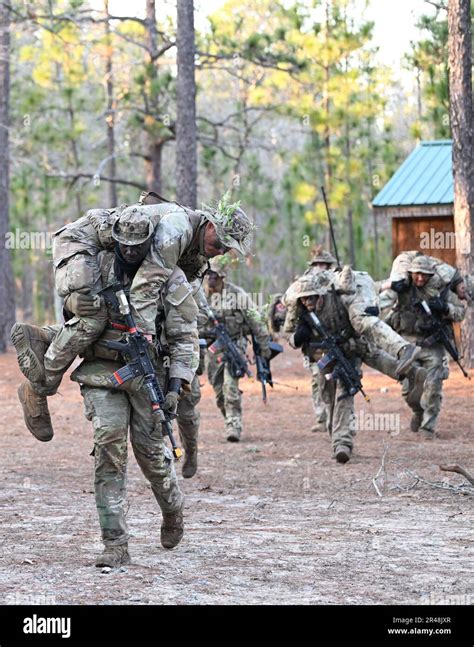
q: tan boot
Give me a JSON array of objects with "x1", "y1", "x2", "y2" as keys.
[
  {"x1": 311, "y1": 421, "x2": 326, "y2": 433},
  {"x1": 95, "y1": 544, "x2": 131, "y2": 568},
  {"x1": 182, "y1": 447, "x2": 198, "y2": 479},
  {"x1": 161, "y1": 501, "x2": 184, "y2": 549},
  {"x1": 18, "y1": 381, "x2": 53, "y2": 442},
  {"x1": 10, "y1": 323, "x2": 53, "y2": 383}
]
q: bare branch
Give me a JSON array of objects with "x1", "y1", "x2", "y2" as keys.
[{"x1": 47, "y1": 172, "x2": 146, "y2": 191}]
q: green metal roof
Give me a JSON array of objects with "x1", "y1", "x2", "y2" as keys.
[{"x1": 372, "y1": 140, "x2": 453, "y2": 207}]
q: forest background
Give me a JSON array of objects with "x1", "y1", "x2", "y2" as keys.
[{"x1": 3, "y1": 0, "x2": 461, "y2": 323}]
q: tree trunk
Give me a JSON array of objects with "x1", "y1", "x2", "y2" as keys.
[
  {"x1": 448, "y1": 0, "x2": 474, "y2": 367},
  {"x1": 144, "y1": 0, "x2": 162, "y2": 193},
  {"x1": 176, "y1": 0, "x2": 197, "y2": 208},
  {"x1": 104, "y1": 0, "x2": 117, "y2": 207},
  {"x1": 21, "y1": 253, "x2": 33, "y2": 323},
  {"x1": 0, "y1": 0, "x2": 15, "y2": 351}
]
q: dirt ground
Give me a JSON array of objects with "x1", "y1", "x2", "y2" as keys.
[{"x1": 0, "y1": 346, "x2": 473, "y2": 606}]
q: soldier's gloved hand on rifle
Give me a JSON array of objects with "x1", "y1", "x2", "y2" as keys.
[
  {"x1": 428, "y1": 297, "x2": 449, "y2": 315},
  {"x1": 162, "y1": 378, "x2": 182, "y2": 414},
  {"x1": 64, "y1": 291, "x2": 106, "y2": 318},
  {"x1": 390, "y1": 279, "x2": 409, "y2": 293},
  {"x1": 293, "y1": 319, "x2": 313, "y2": 348}
]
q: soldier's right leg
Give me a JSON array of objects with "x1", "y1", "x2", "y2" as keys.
[
  {"x1": 80, "y1": 385, "x2": 131, "y2": 567},
  {"x1": 330, "y1": 380, "x2": 356, "y2": 464},
  {"x1": 309, "y1": 361, "x2": 327, "y2": 432},
  {"x1": 319, "y1": 362, "x2": 356, "y2": 463},
  {"x1": 14, "y1": 315, "x2": 107, "y2": 442},
  {"x1": 128, "y1": 390, "x2": 184, "y2": 550},
  {"x1": 222, "y1": 365, "x2": 243, "y2": 442},
  {"x1": 40, "y1": 312, "x2": 107, "y2": 395},
  {"x1": 12, "y1": 324, "x2": 61, "y2": 442},
  {"x1": 176, "y1": 374, "x2": 201, "y2": 478},
  {"x1": 207, "y1": 353, "x2": 226, "y2": 418}
]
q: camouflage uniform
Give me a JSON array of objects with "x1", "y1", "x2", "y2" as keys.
[
  {"x1": 378, "y1": 250, "x2": 465, "y2": 317},
  {"x1": 203, "y1": 260, "x2": 270, "y2": 441},
  {"x1": 70, "y1": 249, "x2": 199, "y2": 551},
  {"x1": 302, "y1": 249, "x2": 337, "y2": 431},
  {"x1": 176, "y1": 283, "x2": 210, "y2": 477},
  {"x1": 285, "y1": 268, "x2": 419, "y2": 461},
  {"x1": 13, "y1": 194, "x2": 253, "y2": 442},
  {"x1": 383, "y1": 255, "x2": 466, "y2": 438}
]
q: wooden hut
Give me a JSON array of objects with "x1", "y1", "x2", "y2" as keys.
[{"x1": 372, "y1": 140, "x2": 456, "y2": 265}]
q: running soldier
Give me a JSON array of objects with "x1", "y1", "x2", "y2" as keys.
[
  {"x1": 381, "y1": 255, "x2": 467, "y2": 439},
  {"x1": 12, "y1": 193, "x2": 253, "y2": 441},
  {"x1": 285, "y1": 267, "x2": 423, "y2": 463},
  {"x1": 203, "y1": 258, "x2": 271, "y2": 442}
]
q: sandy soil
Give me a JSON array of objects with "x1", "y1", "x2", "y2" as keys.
[{"x1": 0, "y1": 346, "x2": 472, "y2": 605}]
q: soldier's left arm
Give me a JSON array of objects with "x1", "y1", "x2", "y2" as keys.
[
  {"x1": 163, "y1": 270, "x2": 200, "y2": 384},
  {"x1": 445, "y1": 291, "x2": 467, "y2": 322}
]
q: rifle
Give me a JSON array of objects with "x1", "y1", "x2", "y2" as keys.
[
  {"x1": 99, "y1": 284, "x2": 183, "y2": 459},
  {"x1": 418, "y1": 299, "x2": 470, "y2": 379},
  {"x1": 250, "y1": 335, "x2": 283, "y2": 403},
  {"x1": 306, "y1": 310, "x2": 370, "y2": 402},
  {"x1": 207, "y1": 308, "x2": 252, "y2": 379},
  {"x1": 321, "y1": 186, "x2": 342, "y2": 270}
]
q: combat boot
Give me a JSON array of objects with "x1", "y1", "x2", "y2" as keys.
[
  {"x1": 18, "y1": 381, "x2": 53, "y2": 442},
  {"x1": 420, "y1": 428, "x2": 438, "y2": 440},
  {"x1": 95, "y1": 544, "x2": 131, "y2": 568},
  {"x1": 334, "y1": 445, "x2": 351, "y2": 464},
  {"x1": 182, "y1": 447, "x2": 198, "y2": 479},
  {"x1": 396, "y1": 344, "x2": 422, "y2": 378},
  {"x1": 410, "y1": 411, "x2": 423, "y2": 433},
  {"x1": 311, "y1": 421, "x2": 326, "y2": 433},
  {"x1": 161, "y1": 501, "x2": 184, "y2": 549},
  {"x1": 10, "y1": 323, "x2": 53, "y2": 383}
]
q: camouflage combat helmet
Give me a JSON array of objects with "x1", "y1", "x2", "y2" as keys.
[
  {"x1": 308, "y1": 246, "x2": 336, "y2": 266},
  {"x1": 296, "y1": 271, "x2": 333, "y2": 299},
  {"x1": 201, "y1": 191, "x2": 254, "y2": 255},
  {"x1": 112, "y1": 205, "x2": 154, "y2": 246},
  {"x1": 407, "y1": 255, "x2": 435, "y2": 275},
  {"x1": 208, "y1": 256, "x2": 228, "y2": 278}
]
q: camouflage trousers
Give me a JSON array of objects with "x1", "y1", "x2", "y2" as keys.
[
  {"x1": 34, "y1": 314, "x2": 107, "y2": 397},
  {"x1": 401, "y1": 342, "x2": 448, "y2": 434},
  {"x1": 207, "y1": 354, "x2": 242, "y2": 438},
  {"x1": 76, "y1": 362, "x2": 183, "y2": 547},
  {"x1": 309, "y1": 362, "x2": 327, "y2": 427},
  {"x1": 176, "y1": 374, "x2": 201, "y2": 454},
  {"x1": 318, "y1": 362, "x2": 358, "y2": 453}
]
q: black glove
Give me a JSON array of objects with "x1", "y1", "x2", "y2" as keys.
[
  {"x1": 390, "y1": 279, "x2": 409, "y2": 293},
  {"x1": 364, "y1": 305, "x2": 380, "y2": 317},
  {"x1": 293, "y1": 320, "x2": 313, "y2": 348},
  {"x1": 428, "y1": 297, "x2": 449, "y2": 315}
]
